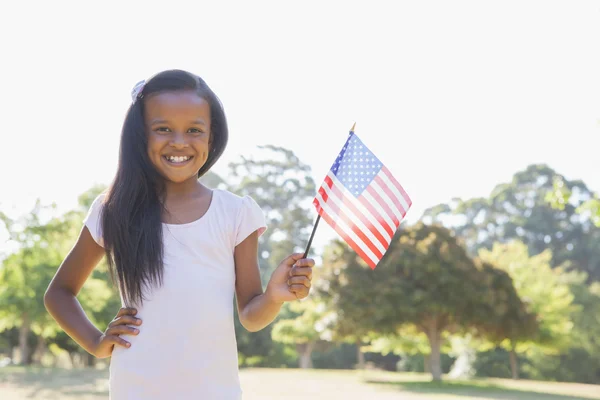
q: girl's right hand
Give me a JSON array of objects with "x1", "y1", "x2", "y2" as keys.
[{"x1": 92, "y1": 307, "x2": 142, "y2": 358}]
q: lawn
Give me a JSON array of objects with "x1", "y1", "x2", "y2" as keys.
[{"x1": 1, "y1": 366, "x2": 599, "y2": 400}]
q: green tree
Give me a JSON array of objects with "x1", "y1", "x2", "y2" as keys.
[
  {"x1": 478, "y1": 241, "x2": 576, "y2": 379},
  {"x1": 423, "y1": 164, "x2": 600, "y2": 281},
  {"x1": 316, "y1": 240, "x2": 381, "y2": 369},
  {"x1": 523, "y1": 270, "x2": 600, "y2": 383},
  {"x1": 547, "y1": 175, "x2": 600, "y2": 227},
  {"x1": 0, "y1": 186, "x2": 119, "y2": 365},
  {"x1": 322, "y1": 223, "x2": 509, "y2": 381},
  {"x1": 271, "y1": 298, "x2": 330, "y2": 368}
]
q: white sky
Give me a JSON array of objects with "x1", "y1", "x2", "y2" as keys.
[{"x1": 1, "y1": 1, "x2": 599, "y2": 255}]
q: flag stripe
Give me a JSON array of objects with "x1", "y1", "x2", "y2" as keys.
[
  {"x1": 382, "y1": 166, "x2": 412, "y2": 207},
  {"x1": 317, "y1": 187, "x2": 389, "y2": 254},
  {"x1": 357, "y1": 191, "x2": 396, "y2": 237},
  {"x1": 325, "y1": 173, "x2": 395, "y2": 240},
  {"x1": 315, "y1": 191, "x2": 385, "y2": 259},
  {"x1": 314, "y1": 199, "x2": 378, "y2": 268},
  {"x1": 375, "y1": 175, "x2": 407, "y2": 216},
  {"x1": 365, "y1": 186, "x2": 400, "y2": 228},
  {"x1": 371, "y1": 179, "x2": 405, "y2": 222},
  {"x1": 323, "y1": 173, "x2": 392, "y2": 246}
]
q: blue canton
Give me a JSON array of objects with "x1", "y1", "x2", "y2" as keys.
[{"x1": 330, "y1": 132, "x2": 383, "y2": 197}]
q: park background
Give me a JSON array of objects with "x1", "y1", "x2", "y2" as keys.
[{"x1": 1, "y1": 1, "x2": 600, "y2": 399}]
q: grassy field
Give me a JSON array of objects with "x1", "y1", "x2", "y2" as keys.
[{"x1": 1, "y1": 366, "x2": 599, "y2": 400}]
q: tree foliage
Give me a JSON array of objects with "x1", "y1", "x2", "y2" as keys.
[
  {"x1": 321, "y1": 223, "x2": 531, "y2": 381},
  {"x1": 423, "y1": 164, "x2": 600, "y2": 281}
]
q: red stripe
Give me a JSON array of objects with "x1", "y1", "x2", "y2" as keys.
[
  {"x1": 315, "y1": 199, "x2": 378, "y2": 269},
  {"x1": 366, "y1": 186, "x2": 400, "y2": 228},
  {"x1": 319, "y1": 183, "x2": 390, "y2": 250},
  {"x1": 317, "y1": 187, "x2": 384, "y2": 260},
  {"x1": 382, "y1": 166, "x2": 412, "y2": 207},
  {"x1": 374, "y1": 175, "x2": 406, "y2": 216},
  {"x1": 326, "y1": 176, "x2": 395, "y2": 238}
]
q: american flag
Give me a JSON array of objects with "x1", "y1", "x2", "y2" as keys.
[{"x1": 313, "y1": 130, "x2": 412, "y2": 269}]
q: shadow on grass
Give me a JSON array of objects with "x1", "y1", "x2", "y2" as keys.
[
  {"x1": 364, "y1": 379, "x2": 596, "y2": 400},
  {"x1": 0, "y1": 367, "x2": 108, "y2": 398}
]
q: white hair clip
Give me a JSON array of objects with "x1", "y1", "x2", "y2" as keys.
[{"x1": 131, "y1": 80, "x2": 146, "y2": 104}]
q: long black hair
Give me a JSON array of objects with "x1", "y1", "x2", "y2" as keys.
[{"x1": 101, "y1": 70, "x2": 228, "y2": 306}]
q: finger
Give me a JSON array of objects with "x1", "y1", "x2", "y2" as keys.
[
  {"x1": 107, "y1": 325, "x2": 140, "y2": 336},
  {"x1": 289, "y1": 284, "x2": 310, "y2": 297},
  {"x1": 289, "y1": 266, "x2": 313, "y2": 279},
  {"x1": 107, "y1": 335, "x2": 131, "y2": 348},
  {"x1": 293, "y1": 258, "x2": 315, "y2": 268},
  {"x1": 116, "y1": 307, "x2": 137, "y2": 318},
  {"x1": 287, "y1": 276, "x2": 311, "y2": 288},
  {"x1": 109, "y1": 315, "x2": 142, "y2": 328},
  {"x1": 281, "y1": 253, "x2": 305, "y2": 267}
]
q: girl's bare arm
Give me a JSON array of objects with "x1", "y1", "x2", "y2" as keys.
[{"x1": 44, "y1": 226, "x2": 110, "y2": 354}]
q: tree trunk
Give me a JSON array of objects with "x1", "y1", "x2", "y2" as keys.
[
  {"x1": 18, "y1": 314, "x2": 31, "y2": 365},
  {"x1": 68, "y1": 351, "x2": 77, "y2": 368},
  {"x1": 509, "y1": 342, "x2": 519, "y2": 380},
  {"x1": 84, "y1": 352, "x2": 96, "y2": 367},
  {"x1": 424, "y1": 354, "x2": 431, "y2": 374},
  {"x1": 32, "y1": 336, "x2": 47, "y2": 365},
  {"x1": 297, "y1": 342, "x2": 314, "y2": 369},
  {"x1": 356, "y1": 340, "x2": 365, "y2": 370},
  {"x1": 425, "y1": 318, "x2": 442, "y2": 381}
]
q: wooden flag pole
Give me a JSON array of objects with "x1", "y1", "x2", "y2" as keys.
[{"x1": 302, "y1": 122, "x2": 356, "y2": 258}]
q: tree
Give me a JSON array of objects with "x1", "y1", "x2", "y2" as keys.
[
  {"x1": 0, "y1": 200, "x2": 79, "y2": 364},
  {"x1": 0, "y1": 186, "x2": 119, "y2": 366},
  {"x1": 271, "y1": 298, "x2": 331, "y2": 368},
  {"x1": 522, "y1": 270, "x2": 600, "y2": 384},
  {"x1": 470, "y1": 260, "x2": 538, "y2": 379},
  {"x1": 423, "y1": 164, "x2": 600, "y2": 282},
  {"x1": 316, "y1": 240, "x2": 382, "y2": 369},
  {"x1": 322, "y1": 223, "x2": 511, "y2": 381},
  {"x1": 547, "y1": 175, "x2": 600, "y2": 227},
  {"x1": 478, "y1": 240, "x2": 576, "y2": 379}
]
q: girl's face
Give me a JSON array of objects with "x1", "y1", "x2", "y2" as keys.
[{"x1": 144, "y1": 90, "x2": 211, "y2": 184}]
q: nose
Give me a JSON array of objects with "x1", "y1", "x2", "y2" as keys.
[{"x1": 169, "y1": 131, "x2": 189, "y2": 149}]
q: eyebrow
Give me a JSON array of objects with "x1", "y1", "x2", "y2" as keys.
[{"x1": 150, "y1": 119, "x2": 207, "y2": 126}]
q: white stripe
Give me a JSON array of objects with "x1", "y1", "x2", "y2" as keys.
[
  {"x1": 326, "y1": 172, "x2": 392, "y2": 242},
  {"x1": 316, "y1": 184, "x2": 387, "y2": 254},
  {"x1": 371, "y1": 180, "x2": 404, "y2": 222},
  {"x1": 315, "y1": 193, "x2": 380, "y2": 266},
  {"x1": 362, "y1": 190, "x2": 397, "y2": 230},
  {"x1": 378, "y1": 171, "x2": 411, "y2": 213}
]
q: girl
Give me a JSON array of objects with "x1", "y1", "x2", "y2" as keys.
[{"x1": 44, "y1": 69, "x2": 315, "y2": 399}]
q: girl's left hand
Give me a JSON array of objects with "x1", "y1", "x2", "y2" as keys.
[{"x1": 266, "y1": 253, "x2": 314, "y2": 303}]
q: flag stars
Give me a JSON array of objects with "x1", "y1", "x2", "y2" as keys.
[{"x1": 331, "y1": 134, "x2": 383, "y2": 197}]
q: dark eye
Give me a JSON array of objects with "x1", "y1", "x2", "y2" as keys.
[
  {"x1": 155, "y1": 127, "x2": 171, "y2": 133},
  {"x1": 188, "y1": 128, "x2": 204, "y2": 135}
]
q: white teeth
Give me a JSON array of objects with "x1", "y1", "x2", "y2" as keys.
[{"x1": 167, "y1": 156, "x2": 190, "y2": 163}]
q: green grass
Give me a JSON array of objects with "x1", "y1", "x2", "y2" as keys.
[{"x1": 1, "y1": 366, "x2": 599, "y2": 400}]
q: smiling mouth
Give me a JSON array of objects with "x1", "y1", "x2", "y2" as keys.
[{"x1": 163, "y1": 155, "x2": 194, "y2": 165}]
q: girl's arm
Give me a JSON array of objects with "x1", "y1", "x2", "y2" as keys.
[
  {"x1": 234, "y1": 231, "x2": 313, "y2": 332},
  {"x1": 44, "y1": 226, "x2": 135, "y2": 356}
]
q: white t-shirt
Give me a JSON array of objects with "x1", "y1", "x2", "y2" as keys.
[{"x1": 83, "y1": 189, "x2": 267, "y2": 400}]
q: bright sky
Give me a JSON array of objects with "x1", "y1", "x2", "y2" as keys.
[{"x1": 1, "y1": 1, "x2": 599, "y2": 255}]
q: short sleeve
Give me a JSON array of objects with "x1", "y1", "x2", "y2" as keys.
[
  {"x1": 234, "y1": 196, "x2": 267, "y2": 247},
  {"x1": 83, "y1": 193, "x2": 106, "y2": 248}
]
